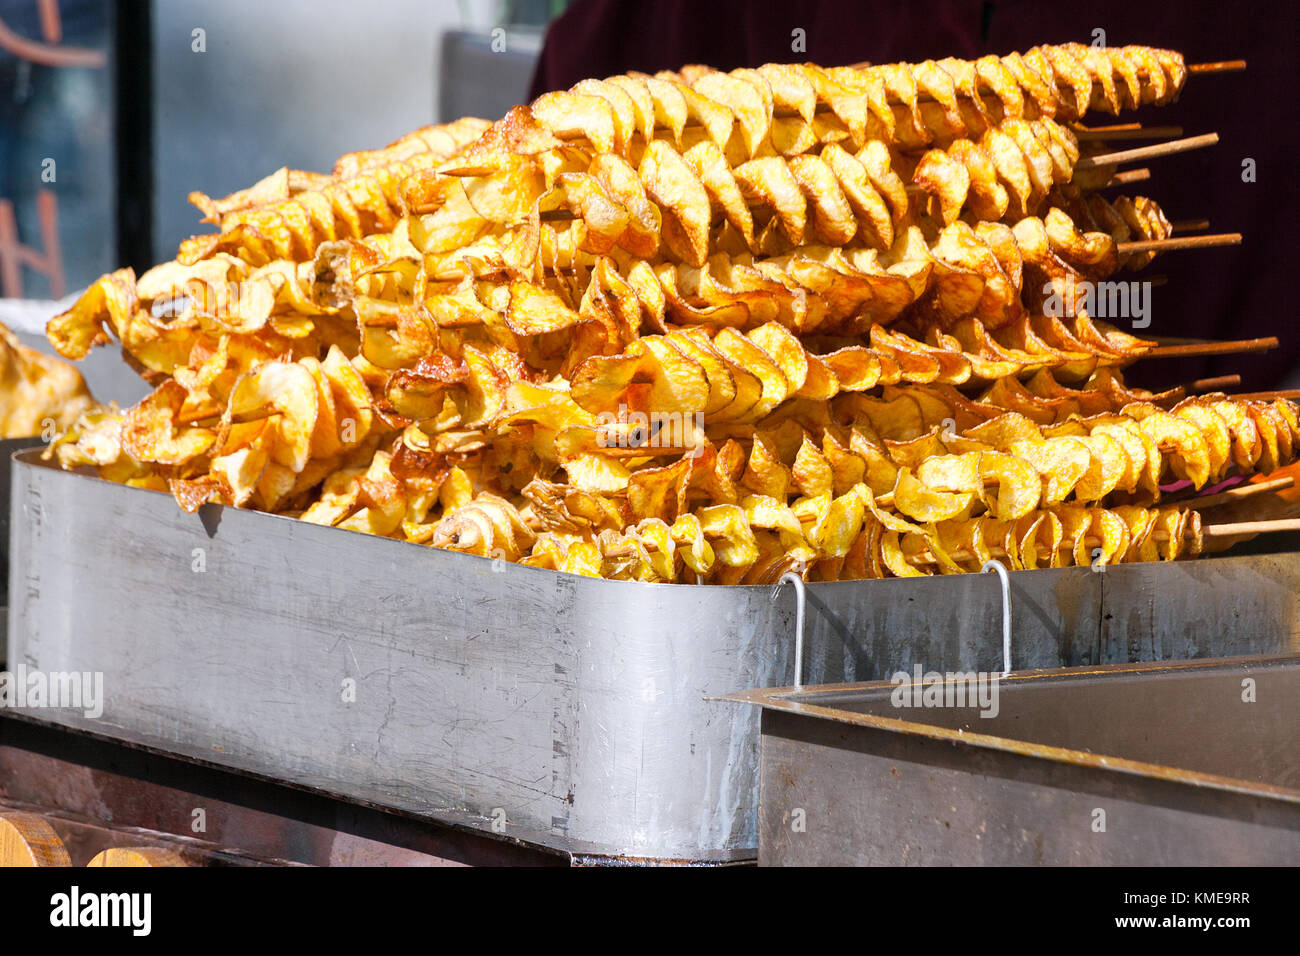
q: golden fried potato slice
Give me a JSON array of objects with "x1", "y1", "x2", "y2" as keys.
[
  {"x1": 639, "y1": 139, "x2": 711, "y2": 266},
  {"x1": 604, "y1": 74, "x2": 656, "y2": 143},
  {"x1": 1244, "y1": 402, "x2": 1282, "y2": 474},
  {"x1": 818, "y1": 346, "x2": 881, "y2": 392},
  {"x1": 872, "y1": 326, "x2": 971, "y2": 385},
  {"x1": 697, "y1": 503, "x2": 759, "y2": 567},
  {"x1": 912, "y1": 148, "x2": 971, "y2": 226},
  {"x1": 659, "y1": 333, "x2": 734, "y2": 417},
  {"x1": 591, "y1": 154, "x2": 661, "y2": 258},
  {"x1": 675, "y1": 327, "x2": 763, "y2": 421},
  {"x1": 121, "y1": 380, "x2": 215, "y2": 466},
  {"x1": 880, "y1": 529, "x2": 928, "y2": 577},
  {"x1": 1070, "y1": 433, "x2": 1128, "y2": 502},
  {"x1": 571, "y1": 78, "x2": 637, "y2": 152},
  {"x1": 433, "y1": 491, "x2": 534, "y2": 559},
  {"x1": 882, "y1": 427, "x2": 944, "y2": 471},
  {"x1": 228, "y1": 360, "x2": 320, "y2": 473},
  {"x1": 964, "y1": 412, "x2": 1041, "y2": 449},
  {"x1": 668, "y1": 512, "x2": 714, "y2": 575},
  {"x1": 1096, "y1": 508, "x2": 1133, "y2": 566},
  {"x1": 47, "y1": 269, "x2": 139, "y2": 359},
  {"x1": 1051, "y1": 505, "x2": 1092, "y2": 567},
  {"x1": 746, "y1": 322, "x2": 809, "y2": 395},
  {"x1": 1014, "y1": 513, "x2": 1049, "y2": 569},
  {"x1": 1009, "y1": 437, "x2": 1090, "y2": 505},
  {"x1": 741, "y1": 433, "x2": 792, "y2": 499},
  {"x1": 1198, "y1": 399, "x2": 1262, "y2": 471},
  {"x1": 712, "y1": 327, "x2": 790, "y2": 419},
  {"x1": 791, "y1": 434, "x2": 834, "y2": 498},
  {"x1": 734, "y1": 157, "x2": 807, "y2": 246},
  {"x1": 571, "y1": 334, "x2": 711, "y2": 418},
  {"x1": 530, "y1": 91, "x2": 617, "y2": 152},
  {"x1": 1170, "y1": 398, "x2": 1232, "y2": 482},
  {"x1": 676, "y1": 82, "x2": 737, "y2": 151},
  {"x1": 1125, "y1": 403, "x2": 1212, "y2": 488},
  {"x1": 683, "y1": 141, "x2": 754, "y2": 247},
  {"x1": 847, "y1": 393, "x2": 925, "y2": 442},
  {"x1": 788, "y1": 154, "x2": 858, "y2": 246},
  {"x1": 808, "y1": 487, "x2": 868, "y2": 558},
  {"x1": 691, "y1": 71, "x2": 770, "y2": 157},
  {"x1": 561, "y1": 172, "x2": 630, "y2": 255},
  {"x1": 504, "y1": 281, "x2": 584, "y2": 336},
  {"x1": 893, "y1": 467, "x2": 977, "y2": 522},
  {"x1": 916, "y1": 452, "x2": 982, "y2": 495},
  {"x1": 627, "y1": 456, "x2": 692, "y2": 521},
  {"x1": 977, "y1": 452, "x2": 1043, "y2": 520},
  {"x1": 820, "y1": 143, "x2": 893, "y2": 248}
]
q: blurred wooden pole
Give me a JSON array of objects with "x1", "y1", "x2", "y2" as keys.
[
  {"x1": 87, "y1": 847, "x2": 192, "y2": 867},
  {"x1": 0, "y1": 811, "x2": 71, "y2": 866}
]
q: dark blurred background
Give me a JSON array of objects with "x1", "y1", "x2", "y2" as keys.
[{"x1": 1, "y1": 0, "x2": 1295, "y2": 394}]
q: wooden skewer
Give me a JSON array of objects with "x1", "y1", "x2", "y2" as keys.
[
  {"x1": 1075, "y1": 124, "x2": 1184, "y2": 142},
  {"x1": 1076, "y1": 132, "x2": 1219, "y2": 169},
  {"x1": 1117, "y1": 232, "x2": 1240, "y2": 254},
  {"x1": 1143, "y1": 336, "x2": 1277, "y2": 359},
  {"x1": 1180, "y1": 373, "x2": 1241, "y2": 392},
  {"x1": 1231, "y1": 389, "x2": 1300, "y2": 401},
  {"x1": 1076, "y1": 122, "x2": 1142, "y2": 132},
  {"x1": 1188, "y1": 59, "x2": 1246, "y2": 74},
  {"x1": 1103, "y1": 167, "x2": 1152, "y2": 187},
  {"x1": 1170, "y1": 218, "x2": 1210, "y2": 233},
  {"x1": 1205, "y1": 517, "x2": 1300, "y2": 538},
  {"x1": 1184, "y1": 476, "x2": 1295, "y2": 511}
]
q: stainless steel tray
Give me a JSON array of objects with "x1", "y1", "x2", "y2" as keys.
[
  {"x1": 7, "y1": 449, "x2": 1300, "y2": 860},
  {"x1": 0, "y1": 438, "x2": 42, "y2": 659},
  {"x1": 728, "y1": 655, "x2": 1300, "y2": 865}
]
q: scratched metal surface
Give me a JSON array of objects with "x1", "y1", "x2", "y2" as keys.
[
  {"x1": 7, "y1": 450, "x2": 1300, "y2": 859},
  {"x1": 0, "y1": 439, "x2": 43, "y2": 662},
  {"x1": 733, "y1": 657, "x2": 1300, "y2": 865}
]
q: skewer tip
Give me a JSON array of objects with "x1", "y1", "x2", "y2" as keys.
[{"x1": 1188, "y1": 59, "x2": 1247, "y2": 74}]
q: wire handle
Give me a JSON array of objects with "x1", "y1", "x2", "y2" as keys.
[
  {"x1": 981, "y1": 560, "x2": 1013, "y2": 677},
  {"x1": 772, "y1": 572, "x2": 807, "y2": 690}
]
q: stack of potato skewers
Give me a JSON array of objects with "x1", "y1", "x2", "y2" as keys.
[{"x1": 43, "y1": 43, "x2": 1300, "y2": 583}]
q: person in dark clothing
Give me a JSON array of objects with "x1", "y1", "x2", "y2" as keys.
[{"x1": 529, "y1": 0, "x2": 1300, "y2": 390}]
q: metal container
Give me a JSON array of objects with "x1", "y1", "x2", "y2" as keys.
[
  {"x1": 0, "y1": 438, "x2": 42, "y2": 659},
  {"x1": 8, "y1": 449, "x2": 1300, "y2": 860},
  {"x1": 3, "y1": 299, "x2": 151, "y2": 662},
  {"x1": 728, "y1": 655, "x2": 1300, "y2": 865}
]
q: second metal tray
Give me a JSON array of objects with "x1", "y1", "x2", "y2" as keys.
[{"x1": 728, "y1": 655, "x2": 1300, "y2": 865}]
